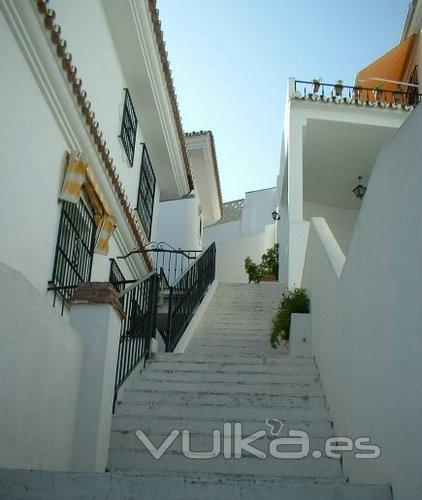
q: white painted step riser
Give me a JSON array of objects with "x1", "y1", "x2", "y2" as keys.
[
  {"x1": 114, "y1": 404, "x2": 330, "y2": 421},
  {"x1": 109, "y1": 450, "x2": 341, "y2": 478},
  {"x1": 151, "y1": 355, "x2": 315, "y2": 366},
  {"x1": 121, "y1": 393, "x2": 326, "y2": 409},
  {"x1": 110, "y1": 433, "x2": 331, "y2": 456},
  {"x1": 190, "y1": 336, "x2": 273, "y2": 344},
  {"x1": 194, "y1": 331, "x2": 272, "y2": 338},
  {"x1": 0, "y1": 470, "x2": 392, "y2": 500},
  {"x1": 147, "y1": 364, "x2": 317, "y2": 376},
  {"x1": 138, "y1": 372, "x2": 319, "y2": 385},
  {"x1": 188, "y1": 346, "x2": 282, "y2": 355},
  {"x1": 111, "y1": 416, "x2": 334, "y2": 437},
  {"x1": 127, "y1": 381, "x2": 324, "y2": 397}
]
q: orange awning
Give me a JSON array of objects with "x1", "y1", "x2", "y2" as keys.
[{"x1": 356, "y1": 34, "x2": 417, "y2": 99}]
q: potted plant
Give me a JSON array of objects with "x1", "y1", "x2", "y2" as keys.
[
  {"x1": 311, "y1": 78, "x2": 322, "y2": 94},
  {"x1": 353, "y1": 85, "x2": 362, "y2": 100},
  {"x1": 270, "y1": 288, "x2": 310, "y2": 348},
  {"x1": 373, "y1": 84, "x2": 384, "y2": 101},
  {"x1": 334, "y1": 79, "x2": 344, "y2": 97},
  {"x1": 393, "y1": 85, "x2": 403, "y2": 105},
  {"x1": 244, "y1": 244, "x2": 279, "y2": 283}
]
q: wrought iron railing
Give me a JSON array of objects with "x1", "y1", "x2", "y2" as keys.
[
  {"x1": 109, "y1": 258, "x2": 126, "y2": 295},
  {"x1": 118, "y1": 241, "x2": 202, "y2": 286},
  {"x1": 294, "y1": 80, "x2": 422, "y2": 106},
  {"x1": 114, "y1": 272, "x2": 159, "y2": 407},
  {"x1": 165, "y1": 242, "x2": 216, "y2": 352}
]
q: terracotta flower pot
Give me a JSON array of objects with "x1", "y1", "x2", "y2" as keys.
[{"x1": 263, "y1": 274, "x2": 277, "y2": 282}]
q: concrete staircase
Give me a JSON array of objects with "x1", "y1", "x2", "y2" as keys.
[{"x1": 109, "y1": 282, "x2": 391, "y2": 499}]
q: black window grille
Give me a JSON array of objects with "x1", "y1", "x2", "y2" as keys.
[
  {"x1": 49, "y1": 200, "x2": 95, "y2": 305},
  {"x1": 120, "y1": 89, "x2": 137, "y2": 166},
  {"x1": 136, "y1": 144, "x2": 156, "y2": 239}
]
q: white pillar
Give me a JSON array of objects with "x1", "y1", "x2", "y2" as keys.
[{"x1": 69, "y1": 283, "x2": 124, "y2": 472}]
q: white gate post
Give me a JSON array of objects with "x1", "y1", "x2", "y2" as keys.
[{"x1": 69, "y1": 283, "x2": 124, "y2": 472}]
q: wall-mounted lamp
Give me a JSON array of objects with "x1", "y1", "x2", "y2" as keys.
[
  {"x1": 271, "y1": 210, "x2": 281, "y2": 221},
  {"x1": 352, "y1": 176, "x2": 367, "y2": 200}
]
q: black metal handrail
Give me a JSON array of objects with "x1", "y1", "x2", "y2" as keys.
[
  {"x1": 109, "y1": 258, "x2": 126, "y2": 294},
  {"x1": 118, "y1": 241, "x2": 202, "y2": 285},
  {"x1": 165, "y1": 242, "x2": 216, "y2": 352},
  {"x1": 294, "y1": 80, "x2": 422, "y2": 106},
  {"x1": 113, "y1": 271, "x2": 159, "y2": 408}
]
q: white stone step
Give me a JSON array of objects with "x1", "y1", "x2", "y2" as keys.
[
  {"x1": 109, "y1": 448, "x2": 341, "y2": 478},
  {"x1": 0, "y1": 469, "x2": 392, "y2": 500},
  {"x1": 122, "y1": 389, "x2": 326, "y2": 409},
  {"x1": 139, "y1": 370, "x2": 319, "y2": 385},
  {"x1": 126, "y1": 380, "x2": 324, "y2": 397},
  {"x1": 152, "y1": 353, "x2": 315, "y2": 366},
  {"x1": 114, "y1": 402, "x2": 330, "y2": 421},
  {"x1": 110, "y1": 431, "x2": 331, "y2": 457},
  {"x1": 147, "y1": 360, "x2": 317, "y2": 376},
  {"x1": 187, "y1": 345, "x2": 284, "y2": 355},
  {"x1": 111, "y1": 415, "x2": 334, "y2": 437}
]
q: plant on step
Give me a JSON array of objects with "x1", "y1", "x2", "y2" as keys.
[
  {"x1": 270, "y1": 288, "x2": 310, "y2": 348},
  {"x1": 244, "y1": 244, "x2": 279, "y2": 283}
]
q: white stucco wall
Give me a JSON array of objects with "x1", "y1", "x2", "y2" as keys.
[
  {"x1": 303, "y1": 202, "x2": 358, "y2": 254},
  {"x1": 0, "y1": 264, "x2": 83, "y2": 471},
  {"x1": 241, "y1": 188, "x2": 277, "y2": 237},
  {"x1": 211, "y1": 230, "x2": 272, "y2": 283},
  {"x1": 51, "y1": 0, "x2": 145, "y2": 206},
  {"x1": 204, "y1": 188, "x2": 278, "y2": 283},
  {"x1": 302, "y1": 105, "x2": 422, "y2": 499},
  {"x1": 155, "y1": 196, "x2": 202, "y2": 251},
  {"x1": 280, "y1": 81, "x2": 411, "y2": 288},
  {"x1": 0, "y1": 7, "x2": 153, "y2": 297},
  {"x1": 204, "y1": 220, "x2": 242, "y2": 245}
]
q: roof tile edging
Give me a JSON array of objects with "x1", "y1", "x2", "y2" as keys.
[
  {"x1": 291, "y1": 91, "x2": 415, "y2": 111},
  {"x1": 147, "y1": 0, "x2": 194, "y2": 192},
  {"x1": 36, "y1": 0, "x2": 153, "y2": 271}
]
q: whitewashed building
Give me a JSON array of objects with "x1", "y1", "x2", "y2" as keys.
[
  {"x1": 276, "y1": 2, "x2": 422, "y2": 498},
  {"x1": 278, "y1": 5, "x2": 421, "y2": 288},
  {"x1": 155, "y1": 131, "x2": 223, "y2": 255},
  {"x1": 0, "y1": 0, "x2": 219, "y2": 474}
]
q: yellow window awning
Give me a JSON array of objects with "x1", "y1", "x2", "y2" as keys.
[
  {"x1": 356, "y1": 34, "x2": 417, "y2": 97},
  {"x1": 59, "y1": 151, "x2": 116, "y2": 255}
]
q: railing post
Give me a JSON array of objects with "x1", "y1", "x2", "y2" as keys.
[
  {"x1": 166, "y1": 287, "x2": 174, "y2": 352},
  {"x1": 68, "y1": 283, "x2": 125, "y2": 472}
]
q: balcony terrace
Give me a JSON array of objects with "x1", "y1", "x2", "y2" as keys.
[{"x1": 291, "y1": 79, "x2": 421, "y2": 111}]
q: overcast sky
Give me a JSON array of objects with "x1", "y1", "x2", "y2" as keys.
[{"x1": 158, "y1": 0, "x2": 408, "y2": 201}]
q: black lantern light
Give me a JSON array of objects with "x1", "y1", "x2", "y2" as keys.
[
  {"x1": 352, "y1": 176, "x2": 367, "y2": 199},
  {"x1": 271, "y1": 210, "x2": 280, "y2": 221}
]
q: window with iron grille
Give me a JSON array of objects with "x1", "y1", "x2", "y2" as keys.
[
  {"x1": 136, "y1": 145, "x2": 156, "y2": 239},
  {"x1": 120, "y1": 89, "x2": 137, "y2": 166},
  {"x1": 49, "y1": 200, "x2": 95, "y2": 302}
]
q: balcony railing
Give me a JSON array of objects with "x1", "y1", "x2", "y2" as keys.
[{"x1": 294, "y1": 80, "x2": 422, "y2": 107}]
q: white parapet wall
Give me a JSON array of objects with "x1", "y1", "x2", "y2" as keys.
[
  {"x1": 0, "y1": 263, "x2": 84, "y2": 471},
  {"x1": 302, "y1": 105, "x2": 422, "y2": 499}
]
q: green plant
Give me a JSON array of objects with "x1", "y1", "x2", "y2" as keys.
[
  {"x1": 244, "y1": 244, "x2": 279, "y2": 283},
  {"x1": 244, "y1": 257, "x2": 265, "y2": 283},
  {"x1": 270, "y1": 288, "x2": 310, "y2": 348}
]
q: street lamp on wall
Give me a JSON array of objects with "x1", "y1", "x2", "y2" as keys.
[
  {"x1": 271, "y1": 210, "x2": 280, "y2": 221},
  {"x1": 352, "y1": 176, "x2": 367, "y2": 200}
]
